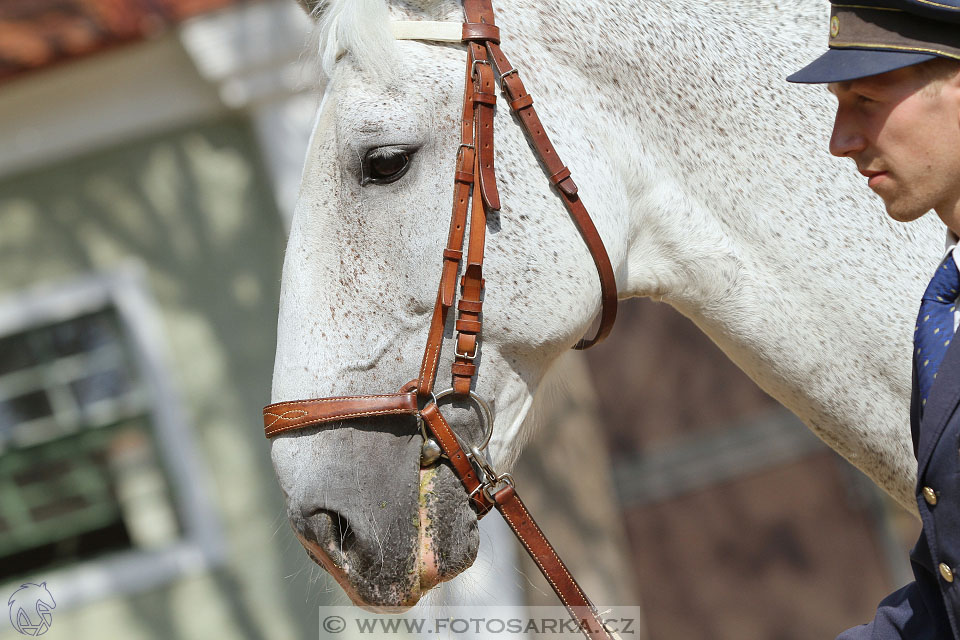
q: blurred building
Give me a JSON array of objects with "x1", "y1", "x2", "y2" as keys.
[
  {"x1": 577, "y1": 302, "x2": 921, "y2": 638},
  {"x1": 0, "y1": 1, "x2": 324, "y2": 638},
  {"x1": 0, "y1": 1, "x2": 922, "y2": 639}
]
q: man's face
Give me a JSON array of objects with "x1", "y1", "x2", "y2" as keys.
[{"x1": 828, "y1": 65, "x2": 960, "y2": 223}]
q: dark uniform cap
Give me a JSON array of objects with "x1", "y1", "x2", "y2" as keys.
[{"x1": 787, "y1": 0, "x2": 960, "y2": 84}]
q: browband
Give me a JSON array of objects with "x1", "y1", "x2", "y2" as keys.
[{"x1": 390, "y1": 20, "x2": 463, "y2": 42}]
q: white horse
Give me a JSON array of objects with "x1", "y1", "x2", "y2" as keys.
[{"x1": 269, "y1": 0, "x2": 944, "y2": 609}]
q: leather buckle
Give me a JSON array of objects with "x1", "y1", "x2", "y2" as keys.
[
  {"x1": 471, "y1": 58, "x2": 491, "y2": 79},
  {"x1": 455, "y1": 345, "x2": 478, "y2": 360},
  {"x1": 498, "y1": 68, "x2": 518, "y2": 93}
]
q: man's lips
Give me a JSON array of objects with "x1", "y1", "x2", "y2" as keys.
[{"x1": 859, "y1": 169, "x2": 888, "y2": 188}]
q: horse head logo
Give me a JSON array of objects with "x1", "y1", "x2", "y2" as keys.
[{"x1": 7, "y1": 582, "x2": 56, "y2": 636}]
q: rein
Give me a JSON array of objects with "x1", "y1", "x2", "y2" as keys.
[{"x1": 263, "y1": 1, "x2": 619, "y2": 637}]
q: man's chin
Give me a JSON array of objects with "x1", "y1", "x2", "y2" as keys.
[
  {"x1": 879, "y1": 194, "x2": 930, "y2": 223},
  {"x1": 885, "y1": 207, "x2": 930, "y2": 223}
]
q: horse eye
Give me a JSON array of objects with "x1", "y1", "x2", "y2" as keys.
[{"x1": 362, "y1": 146, "x2": 415, "y2": 185}]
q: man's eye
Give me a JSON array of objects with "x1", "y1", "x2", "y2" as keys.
[
  {"x1": 856, "y1": 94, "x2": 878, "y2": 105},
  {"x1": 362, "y1": 146, "x2": 415, "y2": 185}
]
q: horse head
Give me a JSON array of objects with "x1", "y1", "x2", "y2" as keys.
[{"x1": 269, "y1": 0, "x2": 626, "y2": 609}]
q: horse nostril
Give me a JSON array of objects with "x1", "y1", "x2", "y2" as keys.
[{"x1": 304, "y1": 507, "x2": 356, "y2": 562}]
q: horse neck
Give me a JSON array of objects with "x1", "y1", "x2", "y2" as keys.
[
  {"x1": 501, "y1": 1, "x2": 832, "y2": 288},
  {"x1": 508, "y1": 0, "x2": 942, "y2": 510}
]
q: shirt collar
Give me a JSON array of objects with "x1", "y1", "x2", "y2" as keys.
[{"x1": 946, "y1": 228, "x2": 958, "y2": 257}]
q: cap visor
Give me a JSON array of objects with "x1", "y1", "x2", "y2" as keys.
[{"x1": 787, "y1": 48, "x2": 937, "y2": 83}]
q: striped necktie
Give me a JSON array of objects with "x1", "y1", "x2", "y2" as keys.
[{"x1": 915, "y1": 251, "x2": 960, "y2": 411}]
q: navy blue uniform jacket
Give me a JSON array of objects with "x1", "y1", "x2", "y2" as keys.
[{"x1": 838, "y1": 341, "x2": 960, "y2": 639}]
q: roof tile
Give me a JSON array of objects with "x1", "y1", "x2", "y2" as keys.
[{"x1": 0, "y1": 0, "x2": 250, "y2": 83}]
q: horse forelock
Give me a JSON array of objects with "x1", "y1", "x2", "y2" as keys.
[
  {"x1": 309, "y1": 0, "x2": 395, "y2": 80},
  {"x1": 310, "y1": 0, "x2": 474, "y2": 81}
]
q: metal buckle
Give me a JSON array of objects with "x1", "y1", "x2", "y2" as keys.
[
  {"x1": 455, "y1": 345, "x2": 478, "y2": 360},
  {"x1": 471, "y1": 58, "x2": 491, "y2": 79},
  {"x1": 482, "y1": 473, "x2": 515, "y2": 503},
  {"x1": 456, "y1": 143, "x2": 475, "y2": 164},
  {"x1": 470, "y1": 445, "x2": 497, "y2": 480},
  {"x1": 498, "y1": 68, "x2": 518, "y2": 93}
]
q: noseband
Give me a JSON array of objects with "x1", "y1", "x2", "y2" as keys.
[{"x1": 263, "y1": 1, "x2": 619, "y2": 637}]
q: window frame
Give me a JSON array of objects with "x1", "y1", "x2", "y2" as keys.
[{"x1": 0, "y1": 263, "x2": 224, "y2": 609}]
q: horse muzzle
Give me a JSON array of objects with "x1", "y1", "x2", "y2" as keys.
[{"x1": 275, "y1": 422, "x2": 480, "y2": 609}]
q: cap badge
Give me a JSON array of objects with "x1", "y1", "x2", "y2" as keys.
[{"x1": 830, "y1": 15, "x2": 840, "y2": 38}]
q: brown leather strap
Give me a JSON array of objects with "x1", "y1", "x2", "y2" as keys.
[
  {"x1": 492, "y1": 485, "x2": 613, "y2": 638},
  {"x1": 452, "y1": 150, "x2": 487, "y2": 395},
  {"x1": 419, "y1": 397, "x2": 615, "y2": 639},
  {"x1": 484, "y1": 39, "x2": 618, "y2": 349},
  {"x1": 452, "y1": 4, "x2": 615, "y2": 638},
  {"x1": 462, "y1": 22, "x2": 500, "y2": 43},
  {"x1": 564, "y1": 197, "x2": 619, "y2": 350},
  {"x1": 263, "y1": 392, "x2": 418, "y2": 437},
  {"x1": 472, "y1": 49, "x2": 500, "y2": 211},
  {"x1": 420, "y1": 402, "x2": 493, "y2": 515},
  {"x1": 417, "y1": 49, "x2": 477, "y2": 397}
]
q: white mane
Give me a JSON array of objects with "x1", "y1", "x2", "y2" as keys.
[{"x1": 312, "y1": 0, "x2": 394, "y2": 79}]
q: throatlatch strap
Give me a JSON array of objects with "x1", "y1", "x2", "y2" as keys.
[{"x1": 490, "y1": 54, "x2": 616, "y2": 347}]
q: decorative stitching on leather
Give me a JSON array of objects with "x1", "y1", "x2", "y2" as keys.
[
  {"x1": 498, "y1": 498, "x2": 589, "y2": 617},
  {"x1": 498, "y1": 506, "x2": 576, "y2": 618},
  {"x1": 428, "y1": 421, "x2": 469, "y2": 473},
  {"x1": 264, "y1": 408, "x2": 416, "y2": 436},
  {"x1": 264, "y1": 393, "x2": 414, "y2": 411},
  {"x1": 263, "y1": 409, "x2": 309, "y2": 428},
  {"x1": 499, "y1": 501, "x2": 606, "y2": 637},
  {"x1": 512, "y1": 498, "x2": 583, "y2": 596},
  {"x1": 419, "y1": 342, "x2": 442, "y2": 390}
]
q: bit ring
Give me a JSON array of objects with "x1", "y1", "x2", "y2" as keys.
[{"x1": 429, "y1": 388, "x2": 494, "y2": 452}]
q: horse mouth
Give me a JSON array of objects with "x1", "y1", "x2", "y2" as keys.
[{"x1": 294, "y1": 465, "x2": 479, "y2": 611}]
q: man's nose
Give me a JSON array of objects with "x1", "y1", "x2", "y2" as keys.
[{"x1": 829, "y1": 109, "x2": 866, "y2": 157}]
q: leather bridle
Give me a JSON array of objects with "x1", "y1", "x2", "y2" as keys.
[{"x1": 263, "y1": 1, "x2": 619, "y2": 637}]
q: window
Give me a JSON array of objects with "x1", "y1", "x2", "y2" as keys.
[{"x1": 0, "y1": 266, "x2": 222, "y2": 608}]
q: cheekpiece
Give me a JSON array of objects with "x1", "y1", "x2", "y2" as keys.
[{"x1": 788, "y1": 0, "x2": 960, "y2": 83}]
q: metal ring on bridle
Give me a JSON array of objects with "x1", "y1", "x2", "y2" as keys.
[{"x1": 428, "y1": 388, "x2": 494, "y2": 453}]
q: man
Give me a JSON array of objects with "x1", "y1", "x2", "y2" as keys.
[{"x1": 788, "y1": 0, "x2": 960, "y2": 637}]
